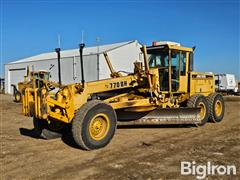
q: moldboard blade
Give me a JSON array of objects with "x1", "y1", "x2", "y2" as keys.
[{"x1": 117, "y1": 108, "x2": 201, "y2": 125}]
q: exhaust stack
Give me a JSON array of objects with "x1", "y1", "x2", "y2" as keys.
[
  {"x1": 55, "y1": 48, "x2": 61, "y2": 86},
  {"x1": 79, "y1": 43, "x2": 85, "y2": 88}
]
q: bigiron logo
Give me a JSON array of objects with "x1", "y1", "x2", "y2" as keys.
[{"x1": 181, "y1": 161, "x2": 237, "y2": 179}]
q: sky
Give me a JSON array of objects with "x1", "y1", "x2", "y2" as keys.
[{"x1": 0, "y1": 0, "x2": 239, "y2": 78}]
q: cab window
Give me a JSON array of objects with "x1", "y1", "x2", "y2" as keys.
[
  {"x1": 148, "y1": 50, "x2": 169, "y2": 68},
  {"x1": 33, "y1": 73, "x2": 39, "y2": 79},
  {"x1": 180, "y1": 52, "x2": 186, "y2": 75},
  {"x1": 39, "y1": 73, "x2": 45, "y2": 80},
  {"x1": 45, "y1": 73, "x2": 50, "y2": 80},
  {"x1": 147, "y1": 48, "x2": 169, "y2": 91},
  {"x1": 171, "y1": 51, "x2": 180, "y2": 91}
]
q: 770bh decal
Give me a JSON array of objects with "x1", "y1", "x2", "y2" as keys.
[{"x1": 109, "y1": 81, "x2": 128, "y2": 89}]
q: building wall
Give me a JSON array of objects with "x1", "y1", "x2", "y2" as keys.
[
  {"x1": 99, "y1": 41, "x2": 143, "y2": 79},
  {"x1": 4, "y1": 41, "x2": 143, "y2": 94},
  {"x1": 74, "y1": 55, "x2": 98, "y2": 82},
  {"x1": 5, "y1": 55, "x2": 98, "y2": 94},
  {"x1": 5, "y1": 58, "x2": 55, "y2": 94}
]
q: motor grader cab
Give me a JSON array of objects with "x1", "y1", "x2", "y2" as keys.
[
  {"x1": 12, "y1": 69, "x2": 50, "y2": 102},
  {"x1": 21, "y1": 41, "x2": 225, "y2": 150},
  {"x1": 147, "y1": 41, "x2": 207, "y2": 95}
]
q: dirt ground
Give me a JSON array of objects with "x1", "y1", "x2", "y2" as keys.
[{"x1": 0, "y1": 94, "x2": 239, "y2": 180}]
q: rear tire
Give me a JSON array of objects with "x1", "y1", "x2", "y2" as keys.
[
  {"x1": 33, "y1": 117, "x2": 63, "y2": 139},
  {"x1": 72, "y1": 100, "x2": 117, "y2": 150},
  {"x1": 207, "y1": 93, "x2": 225, "y2": 123},
  {"x1": 187, "y1": 94, "x2": 210, "y2": 126}
]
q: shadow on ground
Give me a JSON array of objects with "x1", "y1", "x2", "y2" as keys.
[{"x1": 19, "y1": 128, "x2": 41, "y2": 138}]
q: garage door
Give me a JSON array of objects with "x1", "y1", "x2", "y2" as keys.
[{"x1": 9, "y1": 68, "x2": 26, "y2": 94}]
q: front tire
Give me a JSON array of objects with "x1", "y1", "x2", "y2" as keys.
[
  {"x1": 72, "y1": 100, "x2": 117, "y2": 150},
  {"x1": 187, "y1": 94, "x2": 210, "y2": 126},
  {"x1": 207, "y1": 93, "x2": 225, "y2": 123}
]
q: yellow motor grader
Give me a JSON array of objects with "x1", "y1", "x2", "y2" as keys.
[
  {"x1": 12, "y1": 69, "x2": 50, "y2": 102},
  {"x1": 21, "y1": 41, "x2": 225, "y2": 150}
]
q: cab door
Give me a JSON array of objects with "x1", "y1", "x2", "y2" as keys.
[
  {"x1": 178, "y1": 51, "x2": 188, "y2": 92},
  {"x1": 170, "y1": 50, "x2": 181, "y2": 92},
  {"x1": 148, "y1": 50, "x2": 169, "y2": 92},
  {"x1": 170, "y1": 50, "x2": 188, "y2": 92}
]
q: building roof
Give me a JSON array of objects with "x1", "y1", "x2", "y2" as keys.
[{"x1": 8, "y1": 40, "x2": 138, "y2": 64}]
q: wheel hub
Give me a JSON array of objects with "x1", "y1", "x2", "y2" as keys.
[
  {"x1": 215, "y1": 100, "x2": 222, "y2": 116},
  {"x1": 198, "y1": 102, "x2": 206, "y2": 120},
  {"x1": 89, "y1": 113, "x2": 110, "y2": 141}
]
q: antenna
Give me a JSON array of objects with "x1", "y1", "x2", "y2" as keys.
[
  {"x1": 96, "y1": 37, "x2": 101, "y2": 53},
  {"x1": 96, "y1": 37, "x2": 101, "y2": 43},
  {"x1": 57, "y1": 34, "x2": 61, "y2": 48},
  {"x1": 81, "y1": 30, "x2": 84, "y2": 43},
  {"x1": 96, "y1": 37, "x2": 101, "y2": 80}
]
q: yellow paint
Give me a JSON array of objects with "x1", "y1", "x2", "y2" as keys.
[
  {"x1": 215, "y1": 100, "x2": 222, "y2": 116},
  {"x1": 21, "y1": 42, "x2": 216, "y2": 126},
  {"x1": 198, "y1": 102, "x2": 206, "y2": 120},
  {"x1": 88, "y1": 113, "x2": 110, "y2": 141}
]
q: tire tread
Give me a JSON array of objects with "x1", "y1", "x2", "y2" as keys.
[
  {"x1": 207, "y1": 93, "x2": 224, "y2": 122},
  {"x1": 72, "y1": 100, "x2": 113, "y2": 150},
  {"x1": 187, "y1": 94, "x2": 209, "y2": 126}
]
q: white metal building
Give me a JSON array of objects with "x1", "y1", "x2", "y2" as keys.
[{"x1": 5, "y1": 40, "x2": 143, "y2": 94}]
